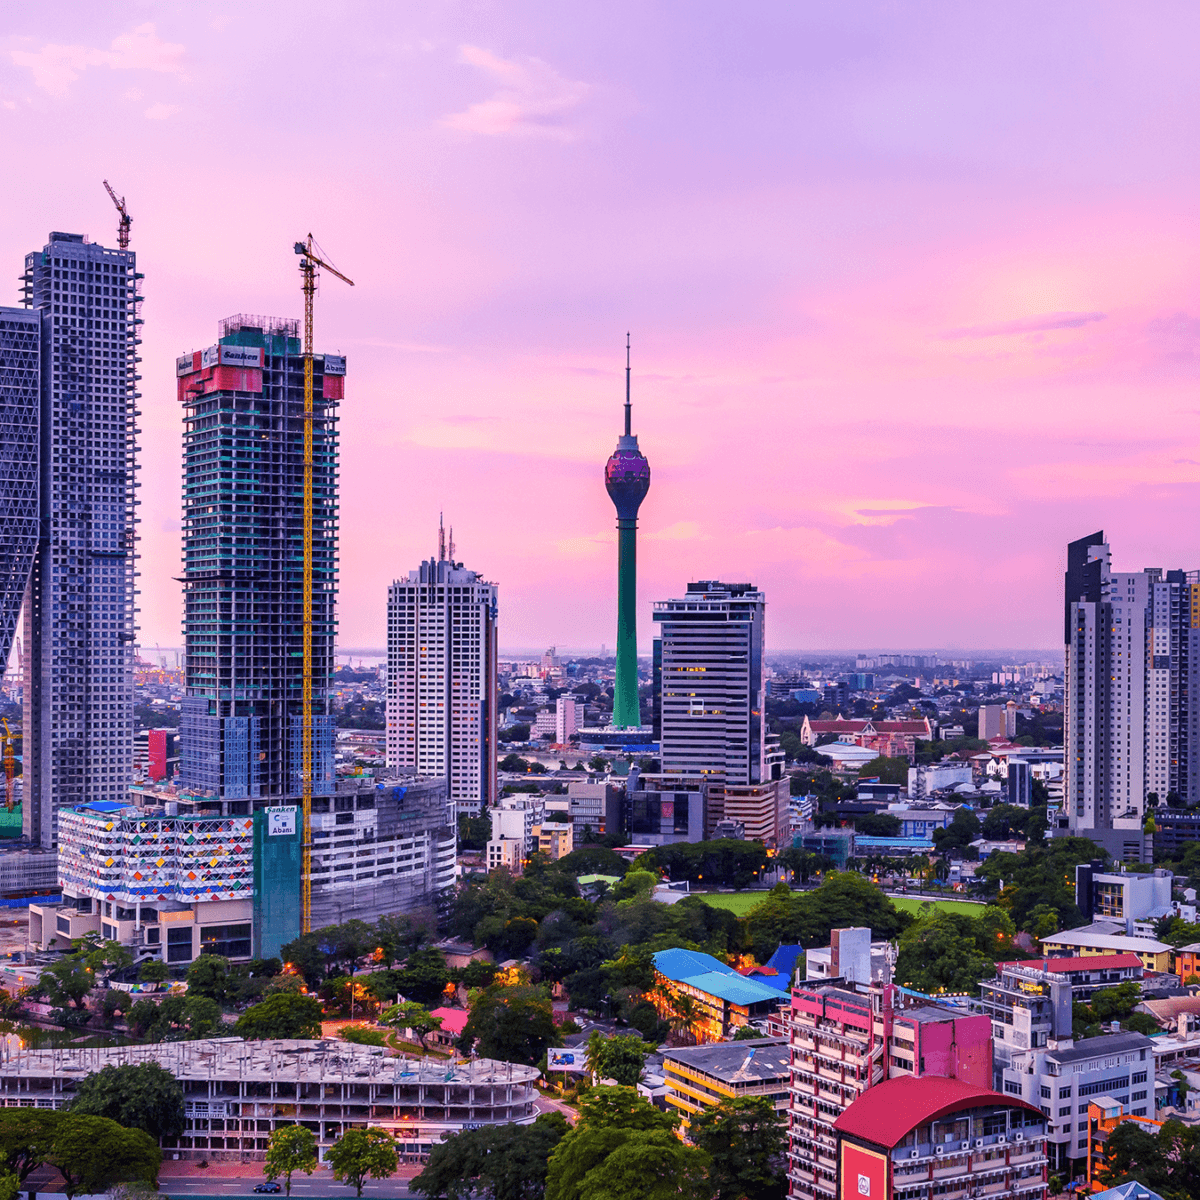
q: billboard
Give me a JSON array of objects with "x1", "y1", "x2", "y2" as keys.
[
  {"x1": 176, "y1": 353, "x2": 197, "y2": 376},
  {"x1": 547, "y1": 1048, "x2": 588, "y2": 1073},
  {"x1": 221, "y1": 345, "x2": 264, "y2": 368},
  {"x1": 322, "y1": 354, "x2": 346, "y2": 375},
  {"x1": 839, "y1": 1143, "x2": 888, "y2": 1200},
  {"x1": 266, "y1": 806, "x2": 297, "y2": 837},
  {"x1": 201, "y1": 344, "x2": 220, "y2": 369}
]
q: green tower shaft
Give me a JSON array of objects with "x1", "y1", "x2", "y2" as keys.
[
  {"x1": 613, "y1": 517, "x2": 640, "y2": 729},
  {"x1": 604, "y1": 336, "x2": 651, "y2": 731}
]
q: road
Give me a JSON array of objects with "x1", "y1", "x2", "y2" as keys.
[{"x1": 159, "y1": 1176, "x2": 421, "y2": 1199}]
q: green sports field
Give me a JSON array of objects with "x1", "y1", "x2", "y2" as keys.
[{"x1": 690, "y1": 891, "x2": 985, "y2": 918}]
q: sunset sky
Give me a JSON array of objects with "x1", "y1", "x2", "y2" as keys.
[{"x1": 6, "y1": 3, "x2": 1200, "y2": 654}]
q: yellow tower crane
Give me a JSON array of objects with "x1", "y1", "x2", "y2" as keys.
[
  {"x1": 1, "y1": 719, "x2": 15, "y2": 812},
  {"x1": 293, "y1": 235, "x2": 353, "y2": 933},
  {"x1": 102, "y1": 180, "x2": 132, "y2": 249}
]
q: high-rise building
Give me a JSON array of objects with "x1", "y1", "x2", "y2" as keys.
[
  {"x1": 177, "y1": 315, "x2": 342, "y2": 804},
  {"x1": 653, "y1": 580, "x2": 786, "y2": 841},
  {"x1": 0, "y1": 308, "x2": 40, "y2": 675},
  {"x1": 1064, "y1": 531, "x2": 1200, "y2": 861},
  {"x1": 9, "y1": 232, "x2": 141, "y2": 848},
  {"x1": 604, "y1": 338, "x2": 651, "y2": 730},
  {"x1": 386, "y1": 531, "x2": 498, "y2": 820},
  {"x1": 555, "y1": 695, "x2": 579, "y2": 744}
]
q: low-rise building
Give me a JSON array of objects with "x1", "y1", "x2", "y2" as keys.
[
  {"x1": 832, "y1": 1074, "x2": 1048, "y2": 1200},
  {"x1": 651, "y1": 948, "x2": 789, "y2": 1042},
  {"x1": 534, "y1": 822, "x2": 573, "y2": 860},
  {"x1": 1171, "y1": 942, "x2": 1200, "y2": 982},
  {"x1": 662, "y1": 1038, "x2": 789, "y2": 1133},
  {"x1": 1037, "y1": 926, "x2": 1170, "y2": 973},
  {"x1": 999, "y1": 1030, "x2": 1155, "y2": 1172},
  {"x1": 1084, "y1": 1097, "x2": 1164, "y2": 1192},
  {"x1": 1075, "y1": 865, "x2": 1174, "y2": 933},
  {"x1": 0, "y1": 1038, "x2": 537, "y2": 1163}
]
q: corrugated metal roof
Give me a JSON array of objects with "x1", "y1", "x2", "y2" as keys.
[{"x1": 683, "y1": 970, "x2": 788, "y2": 1007}]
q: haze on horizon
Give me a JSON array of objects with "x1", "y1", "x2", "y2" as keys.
[{"x1": 4, "y1": 3, "x2": 1200, "y2": 657}]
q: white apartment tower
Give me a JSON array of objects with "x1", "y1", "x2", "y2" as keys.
[
  {"x1": 386, "y1": 531, "x2": 498, "y2": 820},
  {"x1": 15, "y1": 232, "x2": 140, "y2": 848},
  {"x1": 1064, "y1": 531, "x2": 1200, "y2": 862},
  {"x1": 653, "y1": 581, "x2": 786, "y2": 842}
]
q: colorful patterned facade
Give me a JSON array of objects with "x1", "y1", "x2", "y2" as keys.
[{"x1": 57, "y1": 802, "x2": 254, "y2": 904}]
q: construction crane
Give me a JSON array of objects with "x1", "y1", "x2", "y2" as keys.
[
  {"x1": 293, "y1": 234, "x2": 354, "y2": 933},
  {"x1": 102, "y1": 179, "x2": 132, "y2": 249},
  {"x1": 1, "y1": 720, "x2": 15, "y2": 812}
]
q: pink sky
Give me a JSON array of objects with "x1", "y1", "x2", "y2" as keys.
[{"x1": 6, "y1": 3, "x2": 1200, "y2": 654}]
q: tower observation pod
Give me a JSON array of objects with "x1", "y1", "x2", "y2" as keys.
[{"x1": 605, "y1": 336, "x2": 651, "y2": 730}]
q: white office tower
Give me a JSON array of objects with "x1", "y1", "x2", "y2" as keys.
[
  {"x1": 386, "y1": 528, "x2": 498, "y2": 820},
  {"x1": 555, "y1": 696, "x2": 579, "y2": 744},
  {"x1": 15, "y1": 233, "x2": 140, "y2": 848},
  {"x1": 1064, "y1": 531, "x2": 1200, "y2": 862},
  {"x1": 653, "y1": 581, "x2": 786, "y2": 843}
]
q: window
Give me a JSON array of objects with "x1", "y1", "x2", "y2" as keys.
[
  {"x1": 1040, "y1": 1087, "x2": 1051, "y2": 1099},
  {"x1": 1059, "y1": 1087, "x2": 1072, "y2": 1099},
  {"x1": 200, "y1": 924, "x2": 251, "y2": 959},
  {"x1": 167, "y1": 926, "x2": 194, "y2": 963},
  {"x1": 146, "y1": 928, "x2": 160, "y2": 944},
  {"x1": 1058, "y1": 1107, "x2": 1070, "y2": 1117},
  {"x1": 56, "y1": 916, "x2": 71, "y2": 935}
]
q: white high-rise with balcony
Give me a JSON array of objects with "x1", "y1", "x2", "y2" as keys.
[{"x1": 386, "y1": 536, "x2": 498, "y2": 820}]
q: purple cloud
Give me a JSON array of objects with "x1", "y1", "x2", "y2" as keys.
[{"x1": 943, "y1": 312, "x2": 1107, "y2": 339}]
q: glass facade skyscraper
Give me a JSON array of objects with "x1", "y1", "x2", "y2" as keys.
[
  {"x1": 11, "y1": 233, "x2": 140, "y2": 848},
  {"x1": 177, "y1": 315, "x2": 342, "y2": 804}
]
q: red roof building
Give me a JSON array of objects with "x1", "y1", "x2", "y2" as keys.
[
  {"x1": 800, "y1": 715, "x2": 931, "y2": 750},
  {"x1": 833, "y1": 1075, "x2": 1048, "y2": 1200}
]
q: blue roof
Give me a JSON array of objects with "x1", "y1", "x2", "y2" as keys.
[
  {"x1": 763, "y1": 944, "x2": 804, "y2": 989},
  {"x1": 653, "y1": 948, "x2": 729, "y2": 983},
  {"x1": 79, "y1": 801, "x2": 127, "y2": 813},
  {"x1": 1090, "y1": 1184, "x2": 1166, "y2": 1200},
  {"x1": 683, "y1": 970, "x2": 787, "y2": 1007},
  {"x1": 653, "y1": 949, "x2": 787, "y2": 1007}
]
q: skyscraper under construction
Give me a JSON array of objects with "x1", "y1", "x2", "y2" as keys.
[
  {"x1": 604, "y1": 339, "x2": 651, "y2": 730},
  {"x1": 177, "y1": 315, "x2": 343, "y2": 805}
]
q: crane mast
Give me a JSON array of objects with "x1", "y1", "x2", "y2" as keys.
[
  {"x1": 293, "y1": 235, "x2": 353, "y2": 933},
  {"x1": 1, "y1": 720, "x2": 14, "y2": 812},
  {"x1": 102, "y1": 180, "x2": 132, "y2": 250}
]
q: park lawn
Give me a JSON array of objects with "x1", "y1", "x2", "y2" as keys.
[
  {"x1": 691, "y1": 891, "x2": 985, "y2": 919},
  {"x1": 690, "y1": 892, "x2": 771, "y2": 915},
  {"x1": 888, "y1": 895, "x2": 984, "y2": 917}
]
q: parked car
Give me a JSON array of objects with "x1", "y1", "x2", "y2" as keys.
[{"x1": 253, "y1": 1183, "x2": 281, "y2": 1194}]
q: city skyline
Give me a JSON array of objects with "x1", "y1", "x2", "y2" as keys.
[{"x1": 6, "y1": 7, "x2": 1200, "y2": 656}]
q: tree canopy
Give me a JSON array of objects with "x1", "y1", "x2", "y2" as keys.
[
  {"x1": 688, "y1": 1095, "x2": 787, "y2": 1200},
  {"x1": 235, "y1": 992, "x2": 323, "y2": 1039},
  {"x1": 326, "y1": 1127, "x2": 398, "y2": 1197},
  {"x1": 68, "y1": 1062, "x2": 185, "y2": 1140},
  {"x1": 457, "y1": 983, "x2": 557, "y2": 1066}
]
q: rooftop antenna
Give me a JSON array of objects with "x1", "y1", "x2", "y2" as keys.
[
  {"x1": 624, "y1": 331, "x2": 632, "y2": 437},
  {"x1": 438, "y1": 512, "x2": 446, "y2": 562},
  {"x1": 448, "y1": 525, "x2": 455, "y2": 563}
]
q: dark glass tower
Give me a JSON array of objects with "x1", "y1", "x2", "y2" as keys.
[
  {"x1": 604, "y1": 338, "x2": 651, "y2": 730},
  {"x1": 178, "y1": 315, "x2": 342, "y2": 804}
]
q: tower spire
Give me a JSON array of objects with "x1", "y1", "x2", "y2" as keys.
[
  {"x1": 438, "y1": 512, "x2": 445, "y2": 562},
  {"x1": 624, "y1": 332, "x2": 632, "y2": 438}
]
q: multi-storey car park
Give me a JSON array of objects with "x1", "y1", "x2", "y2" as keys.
[
  {"x1": 177, "y1": 316, "x2": 341, "y2": 808},
  {"x1": 3, "y1": 233, "x2": 142, "y2": 848},
  {"x1": 0, "y1": 1039, "x2": 538, "y2": 1163}
]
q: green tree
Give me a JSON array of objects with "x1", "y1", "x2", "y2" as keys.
[
  {"x1": 127, "y1": 993, "x2": 223, "y2": 1041},
  {"x1": 327, "y1": 1127, "x2": 398, "y2": 1197},
  {"x1": 545, "y1": 1087, "x2": 708, "y2": 1200},
  {"x1": 68, "y1": 1061, "x2": 184, "y2": 1140},
  {"x1": 457, "y1": 813, "x2": 493, "y2": 852},
  {"x1": 854, "y1": 812, "x2": 902, "y2": 837},
  {"x1": 857, "y1": 756, "x2": 909, "y2": 786},
  {"x1": 593, "y1": 1035, "x2": 652, "y2": 1087},
  {"x1": 1098, "y1": 1116, "x2": 1200, "y2": 1196},
  {"x1": 412, "y1": 1112, "x2": 568, "y2": 1200},
  {"x1": 137, "y1": 960, "x2": 169, "y2": 987},
  {"x1": 263, "y1": 1124, "x2": 318, "y2": 1197},
  {"x1": 47, "y1": 1115, "x2": 160, "y2": 1200},
  {"x1": 235, "y1": 992, "x2": 323, "y2": 1039},
  {"x1": 688, "y1": 1095, "x2": 787, "y2": 1200},
  {"x1": 380, "y1": 1000, "x2": 443, "y2": 1051},
  {"x1": 932, "y1": 809, "x2": 982, "y2": 853},
  {"x1": 0, "y1": 1108, "x2": 64, "y2": 1183},
  {"x1": 374, "y1": 913, "x2": 430, "y2": 968},
  {"x1": 39, "y1": 956, "x2": 95, "y2": 1010},
  {"x1": 185, "y1": 954, "x2": 230, "y2": 1003},
  {"x1": 895, "y1": 914, "x2": 996, "y2": 995},
  {"x1": 457, "y1": 984, "x2": 556, "y2": 1066}
]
